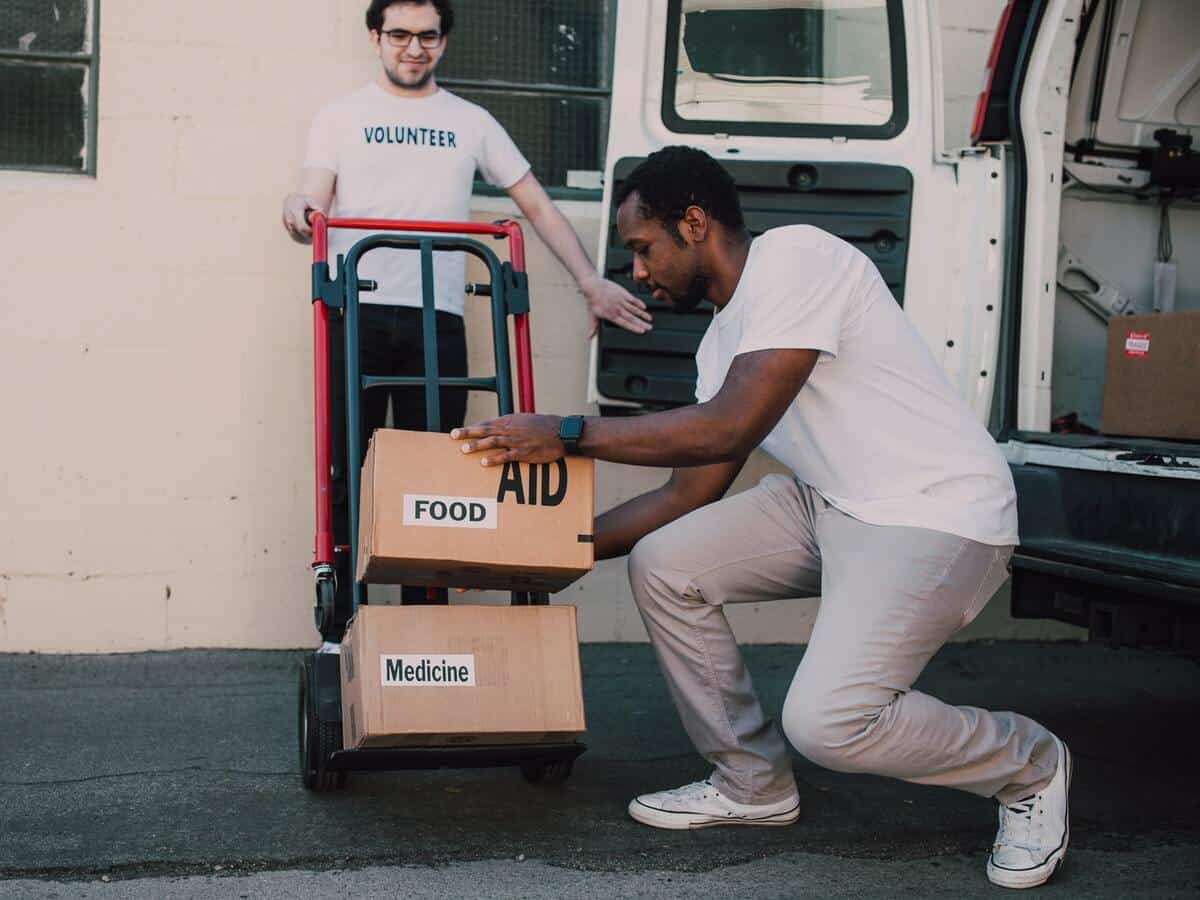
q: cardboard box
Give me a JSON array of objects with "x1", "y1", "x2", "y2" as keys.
[
  {"x1": 1102, "y1": 311, "x2": 1200, "y2": 441},
  {"x1": 356, "y1": 429, "x2": 595, "y2": 592},
  {"x1": 340, "y1": 604, "x2": 586, "y2": 749}
]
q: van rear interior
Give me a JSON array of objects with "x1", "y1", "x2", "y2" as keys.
[
  {"x1": 1014, "y1": 1, "x2": 1198, "y2": 456},
  {"x1": 1002, "y1": 0, "x2": 1199, "y2": 643}
]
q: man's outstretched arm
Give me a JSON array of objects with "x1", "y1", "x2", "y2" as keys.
[
  {"x1": 506, "y1": 172, "x2": 653, "y2": 335},
  {"x1": 452, "y1": 347, "x2": 819, "y2": 469}
]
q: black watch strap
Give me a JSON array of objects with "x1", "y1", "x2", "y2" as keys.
[{"x1": 558, "y1": 415, "x2": 585, "y2": 455}]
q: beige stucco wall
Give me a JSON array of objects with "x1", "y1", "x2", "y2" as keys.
[{"x1": 0, "y1": 0, "x2": 1080, "y2": 652}]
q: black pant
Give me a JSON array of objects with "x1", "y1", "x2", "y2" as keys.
[
  {"x1": 333, "y1": 305, "x2": 468, "y2": 605},
  {"x1": 358, "y1": 304, "x2": 468, "y2": 443}
]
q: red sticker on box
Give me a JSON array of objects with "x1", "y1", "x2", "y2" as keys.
[{"x1": 1124, "y1": 331, "x2": 1150, "y2": 357}]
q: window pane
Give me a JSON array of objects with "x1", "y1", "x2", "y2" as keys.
[
  {"x1": 671, "y1": 0, "x2": 893, "y2": 128},
  {"x1": 454, "y1": 90, "x2": 603, "y2": 188},
  {"x1": 0, "y1": 61, "x2": 86, "y2": 170},
  {"x1": 0, "y1": 0, "x2": 90, "y2": 53},
  {"x1": 441, "y1": 0, "x2": 608, "y2": 88}
]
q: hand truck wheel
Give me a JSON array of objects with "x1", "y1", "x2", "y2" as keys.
[
  {"x1": 298, "y1": 659, "x2": 348, "y2": 792},
  {"x1": 520, "y1": 758, "x2": 574, "y2": 785},
  {"x1": 313, "y1": 570, "x2": 337, "y2": 637}
]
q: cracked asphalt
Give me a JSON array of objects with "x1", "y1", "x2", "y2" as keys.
[{"x1": 1, "y1": 642, "x2": 1198, "y2": 897}]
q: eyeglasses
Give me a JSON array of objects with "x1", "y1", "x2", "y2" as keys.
[{"x1": 378, "y1": 28, "x2": 443, "y2": 50}]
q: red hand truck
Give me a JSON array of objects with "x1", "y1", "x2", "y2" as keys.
[{"x1": 298, "y1": 213, "x2": 582, "y2": 791}]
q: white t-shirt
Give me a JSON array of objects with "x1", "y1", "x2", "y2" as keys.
[
  {"x1": 303, "y1": 84, "x2": 531, "y2": 316},
  {"x1": 695, "y1": 226, "x2": 1019, "y2": 546}
]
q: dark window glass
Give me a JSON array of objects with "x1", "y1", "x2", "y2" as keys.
[
  {"x1": 438, "y1": 0, "x2": 613, "y2": 189},
  {"x1": 681, "y1": 7, "x2": 890, "y2": 84},
  {"x1": 441, "y1": 0, "x2": 606, "y2": 88},
  {"x1": 0, "y1": 0, "x2": 96, "y2": 173},
  {"x1": 0, "y1": 0, "x2": 90, "y2": 54},
  {"x1": 0, "y1": 61, "x2": 87, "y2": 170},
  {"x1": 454, "y1": 90, "x2": 604, "y2": 187}
]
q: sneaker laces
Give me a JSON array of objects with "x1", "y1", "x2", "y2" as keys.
[
  {"x1": 646, "y1": 779, "x2": 724, "y2": 809},
  {"x1": 996, "y1": 794, "x2": 1043, "y2": 852},
  {"x1": 670, "y1": 779, "x2": 718, "y2": 802}
]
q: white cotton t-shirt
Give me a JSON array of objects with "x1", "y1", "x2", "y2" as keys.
[
  {"x1": 303, "y1": 84, "x2": 531, "y2": 316},
  {"x1": 695, "y1": 225, "x2": 1019, "y2": 546}
]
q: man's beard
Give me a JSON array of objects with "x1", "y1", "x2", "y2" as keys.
[
  {"x1": 668, "y1": 271, "x2": 711, "y2": 313},
  {"x1": 384, "y1": 62, "x2": 433, "y2": 90}
]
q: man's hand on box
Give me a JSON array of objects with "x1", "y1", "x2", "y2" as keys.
[{"x1": 451, "y1": 415, "x2": 565, "y2": 467}]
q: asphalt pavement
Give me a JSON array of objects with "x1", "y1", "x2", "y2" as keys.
[{"x1": 1, "y1": 642, "x2": 1198, "y2": 898}]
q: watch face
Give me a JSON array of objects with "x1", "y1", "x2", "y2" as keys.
[{"x1": 560, "y1": 416, "x2": 583, "y2": 446}]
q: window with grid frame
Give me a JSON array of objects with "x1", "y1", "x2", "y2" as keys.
[
  {"x1": 436, "y1": 0, "x2": 614, "y2": 194},
  {"x1": 0, "y1": 0, "x2": 99, "y2": 175}
]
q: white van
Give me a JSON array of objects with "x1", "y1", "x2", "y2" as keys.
[{"x1": 589, "y1": 0, "x2": 1199, "y2": 648}]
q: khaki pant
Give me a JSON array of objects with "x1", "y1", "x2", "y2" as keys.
[{"x1": 629, "y1": 474, "x2": 1058, "y2": 806}]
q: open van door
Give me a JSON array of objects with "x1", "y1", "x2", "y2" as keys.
[{"x1": 991, "y1": 0, "x2": 1200, "y2": 648}]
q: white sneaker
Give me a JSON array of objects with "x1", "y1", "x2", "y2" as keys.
[
  {"x1": 627, "y1": 779, "x2": 800, "y2": 830},
  {"x1": 987, "y1": 736, "x2": 1072, "y2": 889}
]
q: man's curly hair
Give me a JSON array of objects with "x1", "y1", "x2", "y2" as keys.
[{"x1": 615, "y1": 146, "x2": 744, "y2": 243}]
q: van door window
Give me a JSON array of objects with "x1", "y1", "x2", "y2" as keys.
[{"x1": 662, "y1": 0, "x2": 907, "y2": 139}]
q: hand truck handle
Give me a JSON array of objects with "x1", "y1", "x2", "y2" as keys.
[{"x1": 307, "y1": 212, "x2": 534, "y2": 414}]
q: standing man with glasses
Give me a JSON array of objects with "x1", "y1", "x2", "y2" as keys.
[{"x1": 282, "y1": 0, "x2": 651, "y2": 605}]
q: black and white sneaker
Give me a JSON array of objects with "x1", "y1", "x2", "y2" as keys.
[
  {"x1": 987, "y1": 736, "x2": 1072, "y2": 889},
  {"x1": 628, "y1": 779, "x2": 800, "y2": 830}
]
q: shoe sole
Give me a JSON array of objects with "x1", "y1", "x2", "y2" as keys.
[
  {"x1": 987, "y1": 739, "x2": 1072, "y2": 890},
  {"x1": 627, "y1": 798, "x2": 800, "y2": 831}
]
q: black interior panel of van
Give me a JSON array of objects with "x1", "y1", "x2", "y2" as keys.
[{"x1": 596, "y1": 157, "x2": 914, "y2": 408}]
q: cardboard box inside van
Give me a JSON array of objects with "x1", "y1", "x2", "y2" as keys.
[{"x1": 1102, "y1": 311, "x2": 1200, "y2": 441}]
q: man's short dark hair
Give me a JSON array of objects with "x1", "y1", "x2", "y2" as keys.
[
  {"x1": 614, "y1": 146, "x2": 744, "y2": 234},
  {"x1": 365, "y1": 0, "x2": 455, "y2": 37}
]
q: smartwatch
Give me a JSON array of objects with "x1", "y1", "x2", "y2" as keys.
[{"x1": 558, "y1": 415, "x2": 585, "y2": 455}]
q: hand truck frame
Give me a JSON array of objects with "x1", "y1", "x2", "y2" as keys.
[{"x1": 298, "y1": 212, "x2": 584, "y2": 791}]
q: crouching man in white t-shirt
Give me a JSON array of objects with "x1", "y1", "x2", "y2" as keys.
[{"x1": 452, "y1": 146, "x2": 1071, "y2": 890}]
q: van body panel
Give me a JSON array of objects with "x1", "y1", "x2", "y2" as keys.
[{"x1": 591, "y1": 0, "x2": 1006, "y2": 422}]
